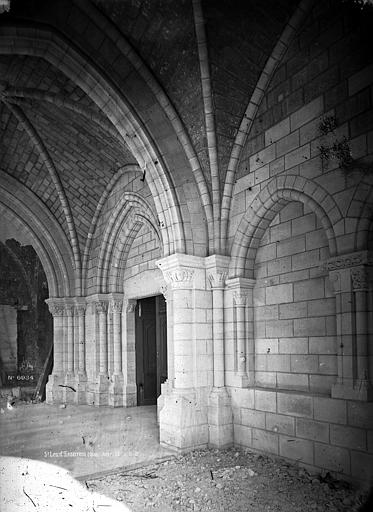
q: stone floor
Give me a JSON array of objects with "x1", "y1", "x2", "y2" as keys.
[{"x1": 0, "y1": 399, "x2": 173, "y2": 478}]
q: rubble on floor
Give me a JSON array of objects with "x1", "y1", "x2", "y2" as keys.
[{"x1": 88, "y1": 448, "x2": 370, "y2": 512}]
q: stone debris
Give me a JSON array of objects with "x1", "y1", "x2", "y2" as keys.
[{"x1": 88, "y1": 448, "x2": 369, "y2": 512}]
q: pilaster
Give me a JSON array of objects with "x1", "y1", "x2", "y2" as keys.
[
  {"x1": 225, "y1": 277, "x2": 256, "y2": 388},
  {"x1": 45, "y1": 298, "x2": 66, "y2": 403},
  {"x1": 156, "y1": 253, "x2": 211, "y2": 451},
  {"x1": 206, "y1": 255, "x2": 233, "y2": 447},
  {"x1": 326, "y1": 251, "x2": 373, "y2": 401}
]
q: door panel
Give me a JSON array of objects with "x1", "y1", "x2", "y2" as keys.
[{"x1": 135, "y1": 295, "x2": 167, "y2": 406}]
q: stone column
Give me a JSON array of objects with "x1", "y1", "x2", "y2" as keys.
[
  {"x1": 109, "y1": 294, "x2": 124, "y2": 407},
  {"x1": 63, "y1": 303, "x2": 76, "y2": 403},
  {"x1": 156, "y1": 253, "x2": 211, "y2": 451},
  {"x1": 75, "y1": 301, "x2": 87, "y2": 403},
  {"x1": 95, "y1": 298, "x2": 109, "y2": 405},
  {"x1": 122, "y1": 299, "x2": 137, "y2": 406},
  {"x1": 45, "y1": 299, "x2": 65, "y2": 403},
  {"x1": 226, "y1": 277, "x2": 256, "y2": 388},
  {"x1": 157, "y1": 285, "x2": 173, "y2": 420},
  {"x1": 206, "y1": 255, "x2": 232, "y2": 448},
  {"x1": 352, "y1": 266, "x2": 372, "y2": 396},
  {"x1": 328, "y1": 251, "x2": 373, "y2": 401}
]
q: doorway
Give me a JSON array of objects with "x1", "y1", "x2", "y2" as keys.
[{"x1": 135, "y1": 295, "x2": 167, "y2": 406}]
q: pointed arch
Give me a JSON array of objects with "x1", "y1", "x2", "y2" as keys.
[
  {"x1": 0, "y1": 174, "x2": 75, "y2": 297},
  {"x1": 0, "y1": 25, "x2": 187, "y2": 258},
  {"x1": 95, "y1": 193, "x2": 161, "y2": 293}
]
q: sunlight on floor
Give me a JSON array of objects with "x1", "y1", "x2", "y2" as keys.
[{"x1": 0, "y1": 456, "x2": 132, "y2": 512}]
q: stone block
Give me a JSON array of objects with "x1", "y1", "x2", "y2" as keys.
[
  {"x1": 279, "y1": 435, "x2": 314, "y2": 464},
  {"x1": 265, "y1": 283, "x2": 293, "y2": 305},
  {"x1": 318, "y1": 355, "x2": 337, "y2": 375},
  {"x1": 255, "y1": 371, "x2": 277, "y2": 388},
  {"x1": 314, "y1": 397, "x2": 347, "y2": 425},
  {"x1": 266, "y1": 412, "x2": 295, "y2": 435},
  {"x1": 277, "y1": 393, "x2": 313, "y2": 418},
  {"x1": 277, "y1": 373, "x2": 309, "y2": 391},
  {"x1": 291, "y1": 213, "x2": 316, "y2": 237},
  {"x1": 279, "y1": 202, "x2": 303, "y2": 222},
  {"x1": 277, "y1": 237, "x2": 305, "y2": 257},
  {"x1": 230, "y1": 388, "x2": 255, "y2": 410},
  {"x1": 265, "y1": 117, "x2": 290, "y2": 146},
  {"x1": 279, "y1": 301, "x2": 307, "y2": 319},
  {"x1": 330, "y1": 424, "x2": 366, "y2": 451},
  {"x1": 294, "y1": 317, "x2": 326, "y2": 337},
  {"x1": 233, "y1": 424, "x2": 252, "y2": 447},
  {"x1": 278, "y1": 337, "x2": 308, "y2": 354},
  {"x1": 290, "y1": 96, "x2": 324, "y2": 131},
  {"x1": 294, "y1": 277, "x2": 325, "y2": 301},
  {"x1": 308, "y1": 298, "x2": 335, "y2": 317},
  {"x1": 285, "y1": 144, "x2": 311, "y2": 170},
  {"x1": 291, "y1": 355, "x2": 319, "y2": 374},
  {"x1": 241, "y1": 408, "x2": 266, "y2": 429},
  {"x1": 348, "y1": 62, "x2": 373, "y2": 96},
  {"x1": 314, "y1": 443, "x2": 350, "y2": 475},
  {"x1": 254, "y1": 389, "x2": 277, "y2": 412},
  {"x1": 291, "y1": 249, "x2": 321, "y2": 271},
  {"x1": 351, "y1": 451, "x2": 373, "y2": 482},
  {"x1": 347, "y1": 402, "x2": 373, "y2": 430},
  {"x1": 255, "y1": 305, "x2": 279, "y2": 321},
  {"x1": 256, "y1": 338, "x2": 279, "y2": 354},
  {"x1": 267, "y1": 255, "x2": 292, "y2": 276},
  {"x1": 306, "y1": 229, "x2": 328, "y2": 251},
  {"x1": 252, "y1": 428, "x2": 279, "y2": 454},
  {"x1": 276, "y1": 131, "x2": 299, "y2": 157},
  {"x1": 266, "y1": 319, "x2": 293, "y2": 338},
  {"x1": 296, "y1": 418, "x2": 329, "y2": 443}
]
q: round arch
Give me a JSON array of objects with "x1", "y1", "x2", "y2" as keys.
[{"x1": 229, "y1": 175, "x2": 340, "y2": 278}]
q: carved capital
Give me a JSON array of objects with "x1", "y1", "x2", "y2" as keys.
[
  {"x1": 351, "y1": 267, "x2": 369, "y2": 291},
  {"x1": 126, "y1": 301, "x2": 136, "y2": 314},
  {"x1": 95, "y1": 301, "x2": 108, "y2": 314},
  {"x1": 111, "y1": 299, "x2": 123, "y2": 313},
  {"x1": 75, "y1": 305, "x2": 86, "y2": 317},
  {"x1": 48, "y1": 304, "x2": 65, "y2": 317},
  {"x1": 208, "y1": 270, "x2": 227, "y2": 289},
  {"x1": 165, "y1": 268, "x2": 194, "y2": 288},
  {"x1": 65, "y1": 304, "x2": 74, "y2": 317},
  {"x1": 233, "y1": 291, "x2": 248, "y2": 307},
  {"x1": 160, "y1": 284, "x2": 169, "y2": 301}
]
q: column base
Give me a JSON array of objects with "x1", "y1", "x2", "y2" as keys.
[
  {"x1": 123, "y1": 384, "x2": 137, "y2": 407},
  {"x1": 95, "y1": 373, "x2": 110, "y2": 406},
  {"x1": 332, "y1": 380, "x2": 373, "y2": 401},
  {"x1": 74, "y1": 373, "x2": 87, "y2": 404},
  {"x1": 157, "y1": 380, "x2": 173, "y2": 422},
  {"x1": 45, "y1": 374, "x2": 64, "y2": 403},
  {"x1": 208, "y1": 387, "x2": 233, "y2": 448},
  {"x1": 159, "y1": 388, "x2": 208, "y2": 452},
  {"x1": 62, "y1": 373, "x2": 77, "y2": 403},
  {"x1": 108, "y1": 374, "x2": 124, "y2": 407}
]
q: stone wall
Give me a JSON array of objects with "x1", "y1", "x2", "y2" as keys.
[
  {"x1": 254, "y1": 202, "x2": 337, "y2": 394},
  {"x1": 226, "y1": 0, "x2": 373, "y2": 484}
]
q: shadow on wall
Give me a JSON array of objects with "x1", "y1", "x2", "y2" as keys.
[{"x1": 0, "y1": 239, "x2": 53, "y2": 393}]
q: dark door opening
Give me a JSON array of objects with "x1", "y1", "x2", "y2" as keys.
[{"x1": 135, "y1": 295, "x2": 167, "y2": 406}]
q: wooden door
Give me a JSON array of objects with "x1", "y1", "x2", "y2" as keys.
[{"x1": 135, "y1": 295, "x2": 167, "y2": 406}]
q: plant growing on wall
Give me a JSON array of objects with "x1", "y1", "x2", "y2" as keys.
[{"x1": 317, "y1": 115, "x2": 353, "y2": 170}]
